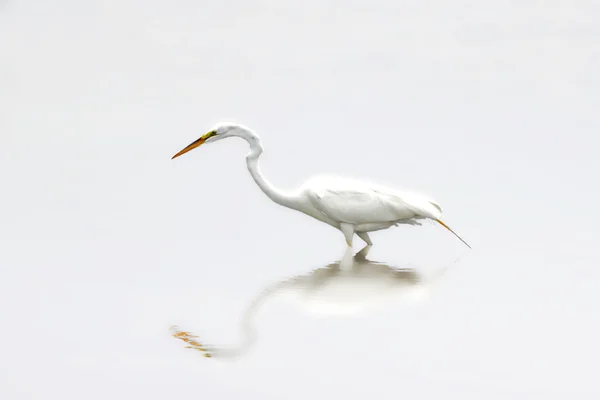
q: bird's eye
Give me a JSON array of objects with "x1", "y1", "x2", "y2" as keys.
[{"x1": 204, "y1": 130, "x2": 217, "y2": 139}]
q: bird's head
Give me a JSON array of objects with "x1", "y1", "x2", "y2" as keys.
[{"x1": 171, "y1": 122, "x2": 256, "y2": 159}]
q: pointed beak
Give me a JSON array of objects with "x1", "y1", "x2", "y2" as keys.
[{"x1": 171, "y1": 130, "x2": 217, "y2": 159}]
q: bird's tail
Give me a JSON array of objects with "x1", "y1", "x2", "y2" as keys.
[{"x1": 436, "y1": 219, "x2": 471, "y2": 249}]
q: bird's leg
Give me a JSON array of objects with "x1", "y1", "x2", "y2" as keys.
[
  {"x1": 339, "y1": 245, "x2": 354, "y2": 270},
  {"x1": 357, "y1": 232, "x2": 373, "y2": 246},
  {"x1": 354, "y1": 244, "x2": 372, "y2": 260},
  {"x1": 340, "y1": 223, "x2": 355, "y2": 247}
]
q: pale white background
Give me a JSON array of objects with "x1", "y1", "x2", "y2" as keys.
[{"x1": 1, "y1": 1, "x2": 599, "y2": 399}]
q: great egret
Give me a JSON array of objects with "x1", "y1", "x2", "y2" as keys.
[
  {"x1": 169, "y1": 245, "x2": 450, "y2": 359},
  {"x1": 172, "y1": 122, "x2": 470, "y2": 248}
]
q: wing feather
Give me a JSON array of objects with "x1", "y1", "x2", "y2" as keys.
[{"x1": 304, "y1": 177, "x2": 442, "y2": 225}]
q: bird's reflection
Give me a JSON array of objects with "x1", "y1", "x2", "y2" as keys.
[{"x1": 170, "y1": 245, "x2": 451, "y2": 360}]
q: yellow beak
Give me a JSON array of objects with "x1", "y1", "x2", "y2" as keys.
[{"x1": 171, "y1": 131, "x2": 217, "y2": 159}]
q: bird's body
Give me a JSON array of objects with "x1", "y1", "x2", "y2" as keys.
[
  {"x1": 172, "y1": 122, "x2": 470, "y2": 248},
  {"x1": 286, "y1": 175, "x2": 443, "y2": 245},
  {"x1": 301, "y1": 176, "x2": 441, "y2": 230}
]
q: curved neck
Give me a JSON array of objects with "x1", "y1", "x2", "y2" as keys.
[{"x1": 246, "y1": 141, "x2": 297, "y2": 209}]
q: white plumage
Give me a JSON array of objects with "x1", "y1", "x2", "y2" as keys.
[
  {"x1": 172, "y1": 122, "x2": 470, "y2": 248},
  {"x1": 304, "y1": 176, "x2": 442, "y2": 224}
]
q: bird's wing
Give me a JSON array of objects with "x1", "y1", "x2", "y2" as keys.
[{"x1": 304, "y1": 177, "x2": 442, "y2": 225}]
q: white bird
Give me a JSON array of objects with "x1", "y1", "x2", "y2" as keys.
[{"x1": 172, "y1": 122, "x2": 470, "y2": 248}]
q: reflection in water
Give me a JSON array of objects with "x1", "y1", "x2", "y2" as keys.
[{"x1": 170, "y1": 245, "x2": 452, "y2": 360}]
